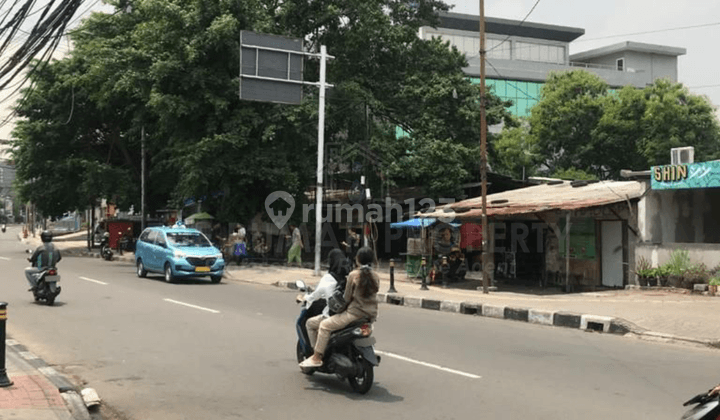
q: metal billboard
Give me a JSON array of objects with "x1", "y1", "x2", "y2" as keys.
[{"x1": 239, "y1": 31, "x2": 304, "y2": 105}]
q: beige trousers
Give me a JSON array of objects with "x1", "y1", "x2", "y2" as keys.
[
  {"x1": 313, "y1": 311, "x2": 363, "y2": 356},
  {"x1": 305, "y1": 314, "x2": 325, "y2": 349}
]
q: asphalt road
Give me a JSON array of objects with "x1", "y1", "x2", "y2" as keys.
[{"x1": 1, "y1": 227, "x2": 717, "y2": 419}]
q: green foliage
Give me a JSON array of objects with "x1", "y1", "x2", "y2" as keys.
[
  {"x1": 709, "y1": 277, "x2": 720, "y2": 286},
  {"x1": 13, "y1": 0, "x2": 508, "y2": 220},
  {"x1": 523, "y1": 71, "x2": 720, "y2": 179},
  {"x1": 528, "y1": 71, "x2": 609, "y2": 176},
  {"x1": 492, "y1": 122, "x2": 541, "y2": 180},
  {"x1": 662, "y1": 248, "x2": 691, "y2": 277},
  {"x1": 635, "y1": 256, "x2": 653, "y2": 277},
  {"x1": 551, "y1": 168, "x2": 598, "y2": 181},
  {"x1": 684, "y1": 263, "x2": 709, "y2": 286}
]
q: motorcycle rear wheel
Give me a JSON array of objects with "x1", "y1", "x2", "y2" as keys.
[{"x1": 348, "y1": 359, "x2": 373, "y2": 394}]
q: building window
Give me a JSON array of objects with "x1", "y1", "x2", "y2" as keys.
[
  {"x1": 486, "y1": 38, "x2": 511, "y2": 60},
  {"x1": 514, "y1": 41, "x2": 565, "y2": 64},
  {"x1": 616, "y1": 58, "x2": 624, "y2": 71}
]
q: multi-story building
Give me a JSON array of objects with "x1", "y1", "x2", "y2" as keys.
[{"x1": 421, "y1": 12, "x2": 686, "y2": 117}]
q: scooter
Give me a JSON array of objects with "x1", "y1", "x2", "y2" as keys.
[
  {"x1": 294, "y1": 280, "x2": 380, "y2": 394},
  {"x1": 28, "y1": 264, "x2": 61, "y2": 306},
  {"x1": 100, "y1": 233, "x2": 113, "y2": 261},
  {"x1": 681, "y1": 388, "x2": 720, "y2": 419}
]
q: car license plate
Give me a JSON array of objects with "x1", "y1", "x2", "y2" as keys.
[
  {"x1": 195, "y1": 267, "x2": 211, "y2": 272},
  {"x1": 45, "y1": 275, "x2": 60, "y2": 282}
]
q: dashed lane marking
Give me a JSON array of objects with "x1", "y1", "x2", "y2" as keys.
[
  {"x1": 0, "y1": 257, "x2": 10, "y2": 261},
  {"x1": 79, "y1": 276, "x2": 108, "y2": 285},
  {"x1": 163, "y1": 298, "x2": 220, "y2": 314},
  {"x1": 375, "y1": 350, "x2": 481, "y2": 379}
]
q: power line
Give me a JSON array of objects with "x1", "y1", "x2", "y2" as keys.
[
  {"x1": 575, "y1": 21, "x2": 720, "y2": 43},
  {"x1": 688, "y1": 84, "x2": 720, "y2": 89},
  {"x1": 486, "y1": 0, "x2": 542, "y2": 53}
]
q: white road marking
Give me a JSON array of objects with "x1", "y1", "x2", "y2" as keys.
[
  {"x1": 164, "y1": 298, "x2": 220, "y2": 314},
  {"x1": 0, "y1": 257, "x2": 10, "y2": 261},
  {"x1": 375, "y1": 350, "x2": 481, "y2": 379},
  {"x1": 79, "y1": 276, "x2": 108, "y2": 285}
]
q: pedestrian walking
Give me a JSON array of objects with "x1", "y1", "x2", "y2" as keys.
[{"x1": 287, "y1": 224, "x2": 303, "y2": 267}]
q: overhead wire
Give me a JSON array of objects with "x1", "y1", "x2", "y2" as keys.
[
  {"x1": 486, "y1": 0, "x2": 542, "y2": 53},
  {"x1": 575, "y1": 21, "x2": 720, "y2": 43}
]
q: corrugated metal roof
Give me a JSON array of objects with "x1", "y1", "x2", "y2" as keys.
[{"x1": 420, "y1": 180, "x2": 646, "y2": 219}]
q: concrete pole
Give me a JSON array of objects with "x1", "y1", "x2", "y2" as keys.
[
  {"x1": 313, "y1": 45, "x2": 328, "y2": 277},
  {"x1": 479, "y1": 0, "x2": 489, "y2": 294}
]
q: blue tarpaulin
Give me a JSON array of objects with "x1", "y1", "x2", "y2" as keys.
[{"x1": 390, "y1": 218, "x2": 460, "y2": 229}]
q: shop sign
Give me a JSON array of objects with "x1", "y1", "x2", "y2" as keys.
[{"x1": 651, "y1": 160, "x2": 720, "y2": 190}]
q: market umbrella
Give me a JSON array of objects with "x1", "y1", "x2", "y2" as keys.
[{"x1": 184, "y1": 212, "x2": 214, "y2": 224}]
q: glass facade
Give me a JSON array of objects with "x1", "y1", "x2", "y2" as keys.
[{"x1": 470, "y1": 78, "x2": 543, "y2": 117}]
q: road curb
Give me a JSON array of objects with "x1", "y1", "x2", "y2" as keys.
[
  {"x1": 273, "y1": 281, "x2": 720, "y2": 348},
  {"x1": 6, "y1": 339, "x2": 94, "y2": 420}
]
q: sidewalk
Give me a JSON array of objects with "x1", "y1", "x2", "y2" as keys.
[
  {"x1": 1, "y1": 339, "x2": 89, "y2": 420},
  {"x1": 223, "y1": 264, "x2": 720, "y2": 347},
  {"x1": 22, "y1": 231, "x2": 720, "y2": 348}
]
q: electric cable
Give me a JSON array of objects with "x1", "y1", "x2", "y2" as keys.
[
  {"x1": 575, "y1": 21, "x2": 720, "y2": 43},
  {"x1": 486, "y1": 0, "x2": 542, "y2": 53}
]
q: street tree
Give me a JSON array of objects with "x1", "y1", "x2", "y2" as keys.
[
  {"x1": 525, "y1": 71, "x2": 720, "y2": 179},
  {"x1": 12, "y1": 0, "x2": 514, "y2": 222},
  {"x1": 528, "y1": 70, "x2": 609, "y2": 176}
]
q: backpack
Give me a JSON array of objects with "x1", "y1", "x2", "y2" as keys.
[
  {"x1": 326, "y1": 286, "x2": 347, "y2": 314},
  {"x1": 326, "y1": 271, "x2": 348, "y2": 315}
]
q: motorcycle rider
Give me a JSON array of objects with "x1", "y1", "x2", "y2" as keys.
[
  {"x1": 303, "y1": 249, "x2": 351, "y2": 349},
  {"x1": 25, "y1": 230, "x2": 61, "y2": 291},
  {"x1": 300, "y1": 246, "x2": 379, "y2": 368}
]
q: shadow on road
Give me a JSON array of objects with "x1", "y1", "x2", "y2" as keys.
[{"x1": 302, "y1": 375, "x2": 403, "y2": 402}]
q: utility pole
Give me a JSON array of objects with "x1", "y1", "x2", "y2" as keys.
[
  {"x1": 313, "y1": 45, "x2": 328, "y2": 276},
  {"x1": 479, "y1": 0, "x2": 489, "y2": 294},
  {"x1": 141, "y1": 126, "x2": 146, "y2": 231}
]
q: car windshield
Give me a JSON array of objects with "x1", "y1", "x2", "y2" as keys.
[{"x1": 166, "y1": 232, "x2": 212, "y2": 247}]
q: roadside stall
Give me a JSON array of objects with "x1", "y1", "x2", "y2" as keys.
[{"x1": 390, "y1": 218, "x2": 462, "y2": 281}]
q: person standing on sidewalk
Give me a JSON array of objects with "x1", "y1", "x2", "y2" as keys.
[{"x1": 287, "y1": 224, "x2": 303, "y2": 267}]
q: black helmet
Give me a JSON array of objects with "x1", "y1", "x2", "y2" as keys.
[{"x1": 40, "y1": 230, "x2": 53, "y2": 243}]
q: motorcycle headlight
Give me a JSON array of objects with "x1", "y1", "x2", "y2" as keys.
[{"x1": 173, "y1": 250, "x2": 187, "y2": 259}]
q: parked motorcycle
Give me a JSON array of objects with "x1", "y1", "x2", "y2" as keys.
[
  {"x1": 27, "y1": 261, "x2": 61, "y2": 306},
  {"x1": 99, "y1": 232, "x2": 113, "y2": 261},
  {"x1": 681, "y1": 388, "x2": 720, "y2": 419},
  {"x1": 294, "y1": 280, "x2": 380, "y2": 394}
]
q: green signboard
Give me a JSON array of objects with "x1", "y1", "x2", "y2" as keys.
[
  {"x1": 559, "y1": 218, "x2": 596, "y2": 260},
  {"x1": 651, "y1": 160, "x2": 720, "y2": 190}
]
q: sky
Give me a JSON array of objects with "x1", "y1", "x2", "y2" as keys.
[{"x1": 445, "y1": 0, "x2": 720, "y2": 109}]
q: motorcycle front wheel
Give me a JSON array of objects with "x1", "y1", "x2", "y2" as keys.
[
  {"x1": 296, "y1": 340, "x2": 314, "y2": 376},
  {"x1": 348, "y1": 359, "x2": 373, "y2": 394}
]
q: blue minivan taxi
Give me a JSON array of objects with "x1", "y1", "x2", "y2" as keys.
[{"x1": 135, "y1": 225, "x2": 225, "y2": 283}]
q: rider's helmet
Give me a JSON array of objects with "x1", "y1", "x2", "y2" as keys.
[{"x1": 40, "y1": 230, "x2": 53, "y2": 243}]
